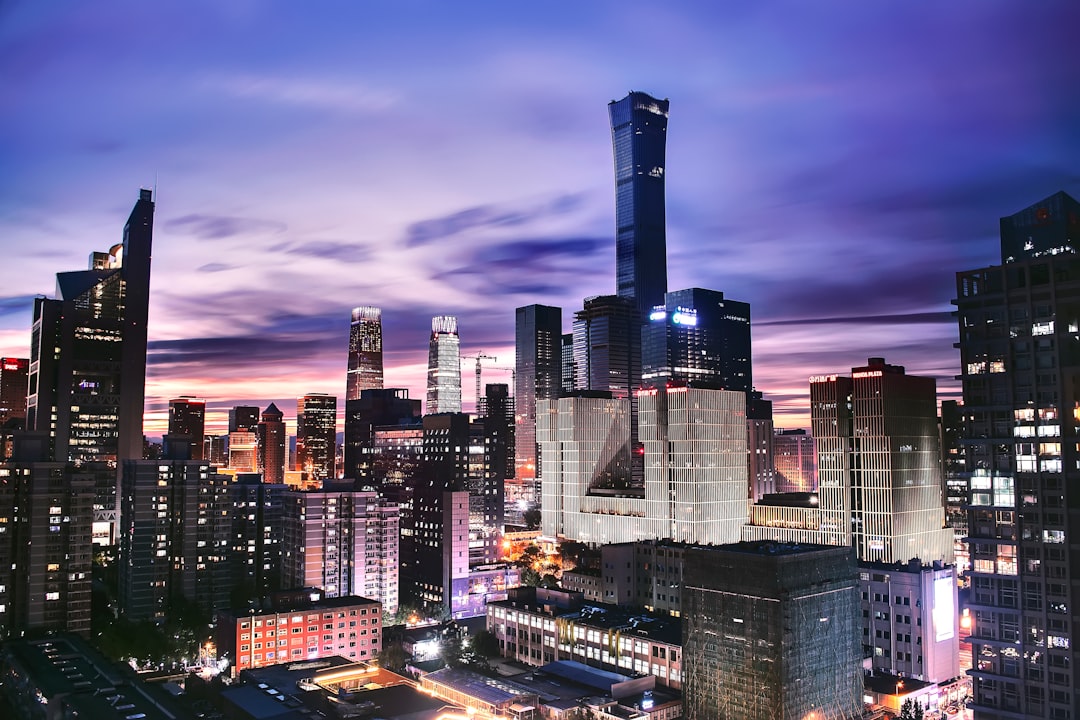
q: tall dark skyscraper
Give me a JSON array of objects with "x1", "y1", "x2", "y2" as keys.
[
  {"x1": 609, "y1": 91, "x2": 669, "y2": 319},
  {"x1": 346, "y1": 306, "x2": 384, "y2": 401},
  {"x1": 257, "y1": 402, "x2": 286, "y2": 485},
  {"x1": 168, "y1": 396, "x2": 206, "y2": 461},
  {"x1": 955, "y1": 190, "x2": 1080, "y2": 718},
  {"x1": 426, "y1": 315, "x2": 461, "y2": 414},
  {"x1": 513, "y1": 304, "x2": 561, "y2": 504},
  {"x1": 296, "y1": 393, "x2": 337, "y2": 482},
  {"x1": 0, "y1": 357, "x2": 28, "y2": 426},
  {"x1": 26, "y1": 189, "x2": 153, "y2": 468},
  {"x1": 342, "y1": 388, "x2": 421, "y2": 482},
  {"x1": 229, "y1": 405, "x2": 260, "y2": 433},
  {"x1": 641, "y1": 288, "x2": 752, "y2": 392}
]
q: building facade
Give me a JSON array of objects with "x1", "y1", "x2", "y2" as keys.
[
  {"x1": 216, "y1": 592, "x2": 381, "y2": 675},
  {"x1": 954, "y1": 190, "x2": 1080, "y2": 718},
  {"x1": 347, "y1": 306, "x2": 384, "y2": 401},
  {"x1": 281, "y1": 488, "x2": 398, "y2": 615},
  {"x1": 257, "y1": 402, "x2": 287, "y2": 485},
  {"x1": 812, "y1": 358, "x2": 953, "y2": 564},
  {"x1": 773, "y1": 429, "x2": 817, "y2": 493},
  {"x1": 168, "y1": 396, "x2": 206, "y2": 461},
  {"x1": 609, "y1": 90, "x2": 669, "y2": 320},
  {"x1": 230, "y1": 474, "x2": 289, "y2": 603},
  {"x1": 296, "y1": 393, "x2": 337, "y2": 482},
  {"x1": 514, "y1": 304, "x2": 562, "y2": 507},
  {"x1": 0, "y1": 357, "x2": 28, "y2": 427},
  {"x1": 342, "y1": 388, "x2": 420, "y2": 483},
  {"x1": 682, "y1": 542, "x2": 864, "y2": 720},
  {"x1": 426, "y1": 315, "x2": 461, "y2": 414}
]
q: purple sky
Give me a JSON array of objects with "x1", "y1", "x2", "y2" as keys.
[{"x1": 2, "y1": 1, "x2": 1079, "y2": 435}]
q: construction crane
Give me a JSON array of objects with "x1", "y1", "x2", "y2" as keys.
[
  {"x1": 490, "y1": 367, "x2": 516, "y2": 392},
  {"x1": 461, "y1": 352, "x2": 496, "y2": 411}
]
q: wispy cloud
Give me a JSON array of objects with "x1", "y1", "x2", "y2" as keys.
[
  {"x1": 205, "y1": 73, "x2": 399, "y2": 114},
  {"x1": 166, "y1": 214, "x2": 287, "y2": 240}
]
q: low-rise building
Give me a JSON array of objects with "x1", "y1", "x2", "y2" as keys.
[
  {"x1": 487, "y1": 586, "x2": 683, "y2": 689},
  {"x1": 216, "y1": 590, "x2": 381, "y2": 676}
]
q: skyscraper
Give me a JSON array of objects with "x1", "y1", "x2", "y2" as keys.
[
  {"x1": 26, "y1": 189, "x2": 153, "y2": 468},
  {"x1": 296, "y1": 393, "x2": 337, "y2": 482},
  {"x1": 426, "y1": 315, "x2": 461, "y2": 414},
  {"x1": 0, "y1": 357, "x2": 28, "y2": 426},
  {"x1": 342, "y1": 388, "x2": 421, "y2": 483},
  {"x1": 346, "y1": 306, "x2": 384, "y2": 401},
  {"x1": 514, "y1": 304, "x2": 561, "y2": 504},
  {"x1": 641, "y1": 288, "x2": 752, "y2": 392},
  {"x1": 25, "y1": 189, "x2": 153, "y2": 540},
  {"x1": 168, "y1": 396, "x2": 206, "y2": 461},
  {"x1": 609, "y1": 91, "x2": 669, "y2": 319},
  {"x1": 229, "y1": 405, "x2": 260, "y2": 433},
  {"x1": 955, "y1": 190, "x2": 1080, "y2": 718},
  {"x1": 811, "y1": 358, "x2": 952, "y2": 564},
  {"x1": 257, "y1": 402, "x2": 286, "y2": 485}
]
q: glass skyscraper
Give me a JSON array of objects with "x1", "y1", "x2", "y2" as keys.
[
  {"x1": 513, "y1": 304, "x2": 561, "y2": 501},
  {"x1": 296, "y1": 393, "x2": 337, "y2": 482},
  {"x1": 609, "y1": 91, "x2": 669, "y2": 320},
  {"x1": 426, "y1": 315, "x2": 461, "y2": 414},
  {"x1": 347, "y1": 306, "x2": 384, "y2": 401},
  {"x1": 955, "y1": 191, "x2": 1080, "y2": 718}
]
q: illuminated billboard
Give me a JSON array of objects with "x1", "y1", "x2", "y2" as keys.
[{"x1": 933, "y1": 576, "x2": 955, "y2": 641}]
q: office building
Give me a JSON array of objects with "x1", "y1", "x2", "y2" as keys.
[
  {"x1": 481, "y1": 383, "x2": 512, "y2": 560},
  {"x1": 0, "y1": 437, "x2": 94, "y2": 638},
  {"x1": 0, "y1": 357, "x2": 28, "y2": 426},
  {"x1": 560, "y1": 332, "x2": 576, "y2": 395},
  {"x1": 609, "y1": 91, "x2": 669, "y2": 319},
  {"x1": 773, "y1": 429, "x2": 817, "y2": 493},
  {"x1": 812, "y1": 358, "x2": 953, "y2": 564},
  {"x1": 119, "y1": 450, "x2": 232, "y2": 620},
  {"x1": 681, "y1": 542, "x2": 863, "y2": 720},
  {"x1": 347, "y1": 306, "x2": 384, "y2": 401},
  {"x1": 540, "y1": 386, "x2": 747, "y2": 546},
  {"x1": 281, "y1": 488, "x2": 398, "y2": 615},
  {"x1": 514, "y1": 304, "x2": 562, "y2": 506},
  {"x1": 573, "y1": 295, "x2": 641, "y2": 402},
  {"x1": 25, "y1": 189, "x2": 154, "y2": 535},
  {"x1": 860, "y1": 560, "x2": 960, "y2": 684},
  {"x1": 216, "y1": 591, "x2": 382, "y2": 675},
  {"x1": 296, "y1": 393, "x2": 336, "y2": 482},
  {"x1": 746, "y1": 390, "x2": 775, "y2": 500},
  {"x1": 257, "y1": 402, "x2": 286, "y2": 485},
  {"x1": 488, "y1": 586, "x2": 683, "y2": 689},
  {"x1": 229, "y1": 405, "x2": 260, "y2": 433},
  {"x1": 641, "y1": 288, "x2": 752, "y2": 392},
  {"x1": 342, "y1": 388, "x2": 420, "y2": 483},
  {"x1": 205, "y1": 433, "x2": 228, "y2": 466},
  {"x1": 168, "y1": 396, "x2": 205, "y2": 461},
  {"x1": 230, "y1": 474, "x2": 289, "y2": 604},
  {"x1": 954, "y1": 190, "x2": 1080, "y2": 718},
  {"x1": 939, "y1": 400, "x2": 969, "y2": 579},
  {"x1": 426, "y1": 315, "x2": 461, "y2": 414},
  {"x1": 228, "y1": 430, "x2": 258, "y2": 472}
]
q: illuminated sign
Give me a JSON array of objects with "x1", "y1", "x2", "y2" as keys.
[
  {"x1": 934, "y1": 576, "x2": 955, "y2": 641},
  {"x1": 808, "y1": 375, "x2": 837, "y2": 383},
  {"x1": 852, "y1": 370, "x2": 883, "y2": 379},
  {"x1": 671, "y1": 311, "x2": 697, "y2": 326},
  {"x1": 649, "y1": 310, "x2": 667, "y2": 321}
]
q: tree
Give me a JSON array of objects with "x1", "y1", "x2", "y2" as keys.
[
  {"x1": 377, "y1": 641, "x2": 408, "y2": 672},
  {"x1": 469, "y1": 628, "x2": 500, "y2": 658},
  {"x1": 519, "y1": 567, "x2": 542, "y2": 587},
  {"x1": 900, "y1": 698, "x2": 924, "y2": 720},
  {"x1": 522, "y1": 508, "x2": 541, "y2": 529}
]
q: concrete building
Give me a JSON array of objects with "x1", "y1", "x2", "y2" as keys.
[
  {"x1": 681, "y1": 542, "x2": 864, "y2": 720},
  {"x1": 281, "y1": 488, "x2": 398, "y2": 615},
  {"x1": 216, "y1": 590, "x2": 381, "y2": 676},
  {"x1": 540, "y1": 386, "x2": 747, "y2": 546}
]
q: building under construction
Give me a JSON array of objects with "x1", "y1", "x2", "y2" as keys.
[{"x1": 682, "y1": 541, "x2": 864, "y2": 720}]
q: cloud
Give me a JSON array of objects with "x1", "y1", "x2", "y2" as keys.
[
  {"x1": 403, "y1": 194, "x2": 585, "y2": 248},
  {"x1": 196, "y1": 262, "x2": 235, "y2": 273},
  {"x1": 285, "y1": 240, "x2": 372, "y2": 263},
  {"x1": 756, "y1": 311, "x2": 953, "y2": 327},
  {"x1": 166, "y1": 214, "x2": 287, "y2": 240},
  {"x1": 0, "y1": 295, "x2": 36, "y2": 318},
  {"x1": 205, "y1": 74, "x2": 399, "y2": 114}
]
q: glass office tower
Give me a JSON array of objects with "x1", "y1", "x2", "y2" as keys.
[
  {"x1": 609, "y1": 91, "x2": 669, "y2": 320},
  {"x1": 347, "y1": 306, "x2": 384, "y2": 401},
  {"x1": 426, "y1": 315, "x2": 462, "y2": 414}
]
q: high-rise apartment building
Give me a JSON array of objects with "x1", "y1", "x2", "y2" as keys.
[
  {"x1": 257, "y1": 402, "x2": 286, "y2": 485},
  {"x1": 513, "y1": 304, "x2": 561, "y2": 506},
  {"x1": 168, "y1": 396, "x2": 205, "y2": 461},
  {"x1": 811, "y1": 358, "x2": 953, "y2": 565},
  {"x1": 641, "y1": 288, "x2": 752, "y2": 392},
  {"x1": 609, "y1": 91, "x2": 669, "y2": 320},
  {"x1": 954, "y1": 190, "x2": 1080, "y2": 718},
  {"x1": 296, "y1": 393, "x2": 337, "y2": 482},
  {"x1": 0, "y1": 437, "x2": 94, "y2": 638},
  {"x1": 119, "y1": 451, "x2": 232, "y2": 620},
  {"x1": 682, "y1": 542, "x2": 864, "y2": 720},
  {"x1": 26, "y1": 189, "x2": 153, "y2": 535},
  {"x1": 426, "y1": 316, "x2": 461, "y2": 414},
  {"x1": 347, "y1": 306, "x2": 384, "y2": 401},
  {"x1": 540, "y1": 386, "x2": 747, "y2": 546},
  {"x1": 229, "y1": 474, "x2": 289, "y2": 603},
  {"x1": 281, "y1": 488, "x2": 399, "y2": 615}
]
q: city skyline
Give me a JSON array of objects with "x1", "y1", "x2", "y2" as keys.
[{"x1": 2, "y1": 2, "x2": 1078, "y2": 436}]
